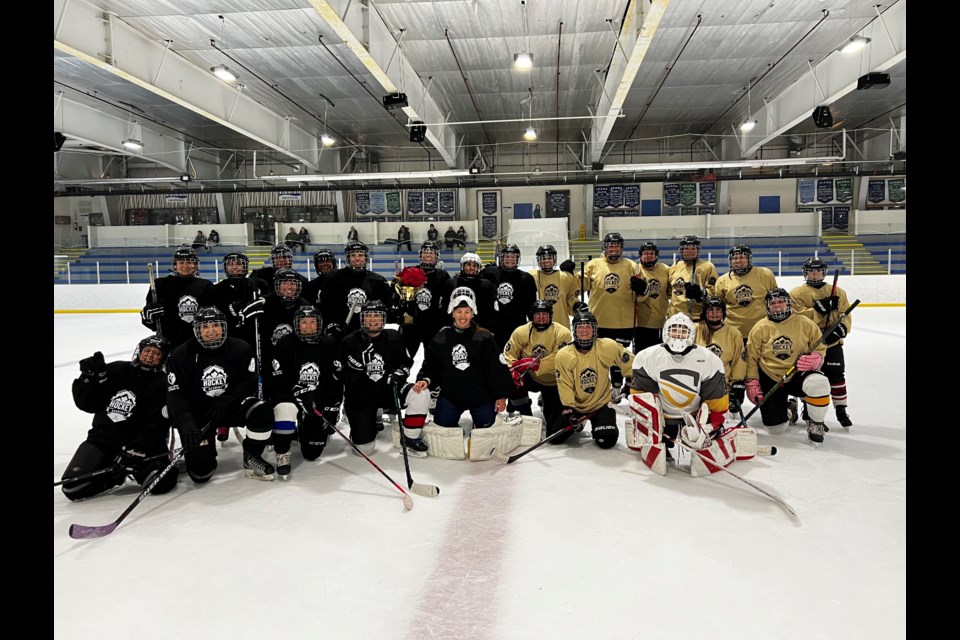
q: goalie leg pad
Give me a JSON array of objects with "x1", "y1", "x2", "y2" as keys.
[
  {"x1": 420, "y1": 424, "x2": 465, "y2": 459},
  {"x1": 731, "y1": 426, "x2": 757, "y2": 460},
  {"x1": 689, "y1": 435, "x2": 738, "y2": 477},
  {"x1": 493, "y1": 412, "x2": 544, "y2": 446},
  {"x1": 469, "y1": 422, "x2": 524, "y2": 461},
  {"x1": 627, "y1": 392, "x2": 667, "y2": 475}
]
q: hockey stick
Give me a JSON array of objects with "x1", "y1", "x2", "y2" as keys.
[
  {"x1": 391, "y1": 384, "x2": 440, "y2": 498},
  {"x1": 149, "y1": 262, "x2": 181, "y2": 456},
  {"x1": 312, "y1": 407, "x2": 414, "y2": 510},
  {"x1": 737, "y1": 299, "x2": 860, "y2": 427},
  {"x1": 67, "y1": 425, "x2": 211, "y2": 539},
  {"x1": 54, "y1": 449, "x2": 182, "y2": 487}
]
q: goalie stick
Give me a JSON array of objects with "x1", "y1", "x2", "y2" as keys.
[
  {"x1": 313, "y1": 407, "x2": 414, "y2": 510},
  {"x1": 55, "y1": 449, "x2": 182, "y2": 487},
  {"x1": 391, "y1": 384, "x2": 440, "y2": 498}
]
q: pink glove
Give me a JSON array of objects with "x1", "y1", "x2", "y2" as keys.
[
  {"x1": 745, "y1": 379, "x2": 763, "y2": 405},
  {"x1": 510, "y1": 357, "x2": 540, "y2": 374},
  {"x1": 708, "y1": 411, "x2": 725, "y2": 431},
  {"x1": 797, "y1": 352, "x2": 824, "y2": 372}
]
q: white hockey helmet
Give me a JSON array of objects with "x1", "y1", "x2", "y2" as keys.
[
  {"x1": 447, "y1": 286, "x2": 478, "y2": 315},
  {"x1": 662, "y1": 313, "x2": 696, "y2": 354}
]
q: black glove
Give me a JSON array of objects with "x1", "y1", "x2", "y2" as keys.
[
  {"x1": 730, "y1": 381, "x2": 746, "y2": 404},
  {"x1": 572, "y1": 301, "x2": 589, "y2": 314},
  {"x1": 140, "y1": 301, "x2": 164, "y2": 329},
  {"x1": 683, "y1": 282, "x2": 704, "y2": 302},
  {"x1": 232, "y1": 297, "x2": 265, "y2": 326},
  {"x1": 559, "y1": 259, "x2": 576, "y2": 274},
  {"x1": 324, "y1": 322, "x2": 343, "y2": 339},
  {"x1": 210, "y1": 395, "x2": 238, "y2": 427},
  {"x1": 79, "y1": 351, "x2": 107, "y2": 383},
  {"x1": 322, "y1": 403, "x2": 341, "y2": 429},
  {"x1": 293, "y1": 384, "x2": 317, "y2": 412},
  {"x1": 812, "y1": 295, "x2": 839, "y2": 316},
  {"x1": 618, "y1": 383, "x2": 632, "y2": 401},
  {"x1": 823, "y1": 322, "x2": 847, "y2": 345},
  {"x1": 386, "y1": 368, "x2": 411, "y2": 387},
  {"x1": 177, "y1": 418, "x2": 203, "y2": 453},
  {"x1": 114, "y1": 446, "x2": 146, "y2": 476},
  {"x1": 629, "y1": 274, "x2": 648, "y2": 295}
]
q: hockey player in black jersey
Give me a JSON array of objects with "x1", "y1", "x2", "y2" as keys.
[
  {"x1": 395, "y1": 241, "x2": 453, "y2": 359},
  {"x1": 444, "y1": 252, "x2": 497, "y2": 334},
  {"x1": 166, "y1": 307, "x2": 276, "y2": 481},
  {"x1": 61, "y1": 335, "x2": 177, "y2": 501},
  {"x1": 319, "y1": 241, "x2": 394, "y2": 340},
  {"x1": 300, "y1": 248, "x2": 337, "y2": 307},
  {"x1": 203, "y1": 251, "x2": 268, "y2": 353},
  {"x1": 249, "y1": 245, "x2": 308, "y2": 292},
  {"x1": 480, "y1": 243, "x2": 538, "y2": 350},
  {"x1": 335, "y1": 300, "x2": 430, "y2": 456},
  {"x1": 140, "y1": 245, "x2": 214, "y2": 349},
  {"x1": 269, "y1": 305, "x2": 343, "y2": 477}
]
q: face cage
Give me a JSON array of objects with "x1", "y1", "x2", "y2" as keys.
[
  {"x1": 663, "y1": 325, "x2": 694, "y2": 353},
  {"x1": 272, "y1": 253, "x2": 293, "y2": 268},
  {"x1": 347, "y1": 250, "x2": 368, "y2": 271},
  {"x1": 194, "y1": 321, "x2": 228, "y2": 349},
  {"x1": 766, "y1": 298, "x2": 792, "y2": 321},
  {"x1": 501, "y1": 251, "x2": 521, "y2": 270},
  {"x1": 224, "y1": 258, "x2": 248, "y2": 278},
  {"x1": 294, "y1": 317, "x2": 321, "y2": 343},
  {"x1": 173, "y1": 257, "x2": 199, "y2": 275},
  {"x1": 419, "y1": 250, "x2": 439, "y2": 270},
  {"x1": 275, "y1": 278, "x2": 302, "y2": 300},
  {"x1": 603, "y1": 242, "x2": 623, "y2": 258},
  {"x1": 803, "y1": 267, "x2": 827, "y2": 287},
  {"x1": 729, "y1": 252, "x2": 752, "y2": 274},
  {"x1": 572, "y1": 320, "x2": 597, "y2": 349},
  {"x1": 133, "y1": 345, "x2": 166, "y2": 372},
  {"x1": 536, "y1": 252, "x2": 557, "y2": 270},
  {"x1": 361, "y1": 310, "x2": 386, "y2": 335},
  {"x1": 531, "y1": 311, "x2": 553, "y2": 330}
]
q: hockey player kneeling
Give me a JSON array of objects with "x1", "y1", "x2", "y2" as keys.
[{"x1": 626, "y1": 314, "x2": 756, "y2": 475}]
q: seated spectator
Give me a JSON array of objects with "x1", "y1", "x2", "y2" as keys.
[
  {"x1": 284, "y1": 227, "x2": 301, "y2": 253},
  {"x1": 427, "y1": 223, "x2": 439, "y2": 242},
  {"x1": 298, "y1": 226, "x2": 310, "y2": 251},
  {"x1": 456, "y1": 226, "x2": 467, "y2": 249},
  {"x1": 192, "y1": 230, "x2": 209, "y2": 253},
  {"x1": 208, "y1": 229, "x2": 220, "y2": 246},
  {"x1": 347, "y1": 226, "x2": 359, "y2": 242},
  {"x1": 445, "y1": 225, "x2": 459, "y2": 250}
]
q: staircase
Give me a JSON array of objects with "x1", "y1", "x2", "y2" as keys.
[
  {"x1": 821, "y1": 232, "x2": 887, "y2": 275},
  {"x1": 246, "y1": 246, "x2": 271, "y2": 271},
  {"x1": 475, "y1": 240, "x2": 497, "y2": 264},
  {"x1": 53, "y1": 247, "x2": 89, "y2": 279},
  {"x1": 568, "y1": 238, "x2": 602, "y2": 263}
]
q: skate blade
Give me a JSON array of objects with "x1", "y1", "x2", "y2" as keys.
[{"x1": 244, "y1": 469, "x2": 276, "y2": 481}]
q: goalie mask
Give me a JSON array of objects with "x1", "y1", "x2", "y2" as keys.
[
  {"x1": 132, "y1": 335, "x2": 170, "y2": 373},
  {"x1": 360, "y1": 300, "x2": 387, "y2": 337},
  {"x1": 802, "y1": 257, "x2": 828, "y2": 288},
  {"x1": 193, "y1": 306, "x2": 228, "y2": 349},
  {"x1": 294, "y1": 305, "x2": 322, "y2": 344},
  {"x1": 447, "y1": 286, "x2": 478, "y2": 315},
  {"x1": 662, "y1": 313, "x2": 696, "y2": 354},
  {"x1": 571, "y1": 310, "x2": 598, "y2": 350},
  {"x1": 764, "y1": 287, "x2": 792, "y2": 322}
]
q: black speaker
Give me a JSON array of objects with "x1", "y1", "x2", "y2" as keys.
[
  {"x1": 409, "y1": 121, "x2": 426, "y2": 143},
  {"x1": 591, "y1": 161, "x2": 604, "y2": 171},
  {"x1": 811, "y1": 106, "x2": 833, "y2": 129},
  {"x1": 382, "y1": 92, "x2": 409, "y2": 110},
  {"x1": 54, "y1": 131, "x2": 66, "y2": 152},
  {"x1": 856, "y1": 72, "x2": 891, "y2": 90}
]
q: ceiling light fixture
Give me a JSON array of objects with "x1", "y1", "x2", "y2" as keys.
[
  {"x1": 121, "y1": 137, "x2": 144, "y2": 152},
  {"x1": 318, "y1": 93, "x2": 336, "y2": 147},
  {"x1": 286, "y1": 169, "x2": 471, "y2": 183},
  {"x1": 523, "y1": 126, "x2": 538, "y2": 141},
  {"x1": 513, "y1": 1, "x2": 533, "y2": 69},
  {"x1": 210, "y1": 15, "x2": 238, "y2": 83},
  {"x1": 121, "y1": 114, "x2": 143, "y2": 152},
  {"x1": 839, "y1": 35, "x2": 871, "y2": 54},
  {"x1": 522, "y1": 86, "x2": 537, "y2": 141},
  {"x1": 320, "y1": 133, "x2": 336, "y2": 147},
  {"x1": 739, "y1": 119, "x2": 757, "y2": 132},
  {"x1": 739, "y1": 80, "x2": 757, "y2": 132},
  {"x1": 603, "y1": 155, "x2": 845, "y2": 173}
]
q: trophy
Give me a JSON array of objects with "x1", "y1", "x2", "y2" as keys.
[{"x1": 394, "y1": 266, "x2": 427, "y2": 325}]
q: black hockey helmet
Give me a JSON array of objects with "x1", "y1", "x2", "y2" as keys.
[
  {"x1": 535, "y1": 244, "x2": 558, "y2": 270},
  {"x1": 360, "y1": 299, "x2": 387, "y2": 336},
  {"x1": 222, "y1": 251, "x2": 249, "y2": 278},
  {"x1": 528, "y1": 299, "x2": 555, "y2": 330},
  {"x1": 679, "y1": 235, "x2": 701, "y2": 260},
  {"x1": 345, "y1": 241, "x2": 369, "y2": 271},
  {"x1": 193, "y1": 306, "x2": 228, "y2": 349},
  {"x1": 728, "y1": 244, "x2": 753, "y2": 275},
  {"x1": 273, "y1": 268, "x2": 302, "y2": 300},
  {"x1": 700, "y1": 296, "x2": 727, "y2": 329},
  {"x1": 171, "y1": 245, "x2": 199, "y2": 276},
  {"x1": 270, "y1": 245, "x2": 293, "y2": 268},
  {"x1": 571, "y1": 310, "x2": 598, "y2": 350},
  {"x1": 638, "y1": 241, "x2": 659, "y2": 268},
  {"x1": 802, "y1": 257, "x2": 829, "y2": 288},
  {"x1": 293, "y1": 305, "x2": 322, "y2": 344},
  {"x1": 419, "y1": 241, "x2": 440, "y2": 272},
  {"x1": 501, "y1": 243, "x2": 521, "y2": 270},
  {"x1": 764, "y1": 287, "x2": 792, "y2": 322},
  {"x1": 313, "y1": 248, "x2": 336, "y2": 275},
  {"x1": 132, "y1": 334, "x2": 171, "y2": 372}
]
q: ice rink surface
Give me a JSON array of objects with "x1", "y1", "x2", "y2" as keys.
[{"x1": 54, "y1": 308, "x2": 905, "y2": 640}]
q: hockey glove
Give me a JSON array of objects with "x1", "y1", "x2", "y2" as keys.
[
  {"x1": 823, "y1": 322, "x2": 847, "y2": 346},
  {"x1": 140, "y1": 301, "x2": 164, "y2": 329},
  {"x1": 729, "y1": 381, "x2": 746, "y2": 413},
  {"x1": 79, "y1": 351, "x2": 107, "y2": 383},
  {"x1": 683, "y1": 281, "x2": 704, "y2": 302},
  {"x1": 797, "y1": 352, "x2": 824, "y2": 372},
  {"x1": 233, "y1": 297, "x2": 265, "y2": 326},
  {"x1": 571, "y1": 301, "x2": 589, "y2": 314},
  {"x1": 177, "y1": 417, "x2": 203, "y2": 453},
  {"x1": 559, "y1": 259, "x2": 576, "y2": 274},
  {"x1": 114, "y1": 446, "x2": 146, "y2": 476},
  {"x1": 629, "y1": 274, "x2": 648, "y2": 295},
  {"x1": 745, "y1": 379, "x2": 763, "y2": 405},
  {"x1": 292, "y1": 384, "x2": 317, "y2": 413},
  {"x1": 707, "y1": 410, "x2": 726, "y2": 433},
  {"x1": 386, "y1": 367, "x2": 411, "y2": 387}
]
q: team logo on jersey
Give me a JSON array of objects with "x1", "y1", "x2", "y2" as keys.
[
  {"x1": 706, "y1": 343, "x2": 723, "y2": 358},
  {"x1": 672, "y1": 277, "x2": 687, "y2": 296},
  {"x1": 579, "y1": 368, "x2": 598, "y2": 394},
  {"x1": 542, "y1": 284, "x2": 560, "y2": 302},
  {"x1": 451, "y1": 344, "x2": 470, "y2": 371},
  {"x1": 346, "y1": 288, "x2": 368, "y2": 313},
  {"x1": 771, "y1": 336, "x2": 793, "y2": 360},
  {"x1": 734, "y1": 284, "x2": 753, "y2": 307},
  {"x1": 201, "y1": 364, "x2": 228, "y2": 396},
  {"x1": 531, "y1": 344, "x2": 548, "y2": 360},
  {"x1": 603, "y1": 273, "x2": 620, "y2": 294},
  {"x1": 415, "y1": 287, "x2": 433, "y2": 311},
  {"x1": 177, "y1": 295, "x2": 201, "y2": 323},
  {"x1": 105, "y1": 390, "x2": 136, "y2": 422},
  {"x1": 299, "y1": 362, "x2": 321, "y2": 386},
  {"x1": 365, "y1": 351, "x2": 385, "y2": 381},
  {"x1": 647, "y1": 278, "x2": 662, "y2": 298},
  {"x1": 496, "y1": 282, "x2": 516, "y2": 305},
  {"x1": 271, "y1": 323, "x2": 293, "y2": 346},
  {"x1": 659, "y1": 368, "x2": 701, "y2": 410},
  {"x1": 168, "y1": 372, "x2": 176, "y2": 386}
]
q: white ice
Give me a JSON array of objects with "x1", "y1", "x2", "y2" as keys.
[{"x1": 54, "y1": 308, "x2": 906, "y2": 640}]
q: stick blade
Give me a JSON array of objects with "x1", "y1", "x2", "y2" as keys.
[
  {"x1": 491, "y1": 449, "x2": 511, "y2": 464},
  {"x1": 402, "y1": 495, "x2": 414, "y2": 511},
  {"x1": 410, "y1": 482, "x2": 440, "y2": 497},
  {"x1": 69, "y1": 522, "x2": 118, "y2": 539}
]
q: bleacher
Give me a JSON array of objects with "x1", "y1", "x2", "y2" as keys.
[{"x1": 52, "y1": 243, "x2": 478, "y2": 284}]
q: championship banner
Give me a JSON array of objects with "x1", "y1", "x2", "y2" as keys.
[
  {"x1": 867, "y1": 179, "x2": 886, "y2": 203},
  {"x1": 424, "y1": 191, "x2": 438, "y2": 214},
  {"x1": 370, "y1": 191, "x2": 386, "y2": 214},
  {"x1": 408, "y1": 191, "x2": 423, "y2": 214},
  {"x1": 355, "y1": 192, "x2": 371, "y2": 216},
  {"x1": 594, "y1": 185, "x2": 610, "y2": 209},
  {"x1": 479, "y1": 190, "x2": 500, "y2": 239},
  {"x1": 663, "y1": 183, "x2": 681, "y2": 206},
  {"x1": 888, "y1": 178, "x2": 906, "y2": 203},
  {"x1": 680, "y1": 183, "x2": 698, "y2": 206},
  {"x1": 623, "y1": 185, "x2": 640, "y2": 208},
  {"x1": 816, "y1": 179, "x2": 834, "y2": 204},
  {"x1": 546, "y1": 190, "x2": 570, "y2": 217},
  {"x1": 798, "y1": 179, "x2": 816, "y2": 204},
  {"x1": 835, "y1": 178, "x2": 853, "y2": 203},
  {"x1": 698, "y1": 182, "x2": 716, "y2": 206},
  {"x1": 439, "y1": 191, "x2": 455, "y2": 214},
  {"x1": 386, "y1": 191, "x2": 402, "y2": 214}
]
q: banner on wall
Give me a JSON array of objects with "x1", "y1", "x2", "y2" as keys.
[
  {"x1": 546, "y1": 190, "x2": 570, "y2": 217},
  {"x1": 406, "y1": 190, "x2": 456, "y2": 219},
  {"x1": 479, "y1": 190, "x2": 500, "y2": 239},
  {"x1": 355, "y1": 191, "x2": 401, "y2": 220}
]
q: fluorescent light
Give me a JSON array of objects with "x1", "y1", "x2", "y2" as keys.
[
  {"x1": 320, "y1": 133, "x2": 336, "y2": 147},
  {"x1": 603, "y1": 156, "x2": 845, "y2": 173},
  {"x1": 839, "y1": 36, "x2": 871, "y2": 54},
  {"x1": 533, "y1": 166, "x2": 542, "y2": 175},
  {"x1": 739, "y1": 119, "x2": 757, "y2": 132},
  {"x1": 286, "y1": 169, "x2": 471, "y2": 183},
  {"x1": 210, "y1": 64, "x2": 237, "y2": 82},
  {"x1": 121, "y1": 138, "x2": 143, "y2": 151},
  {"x1": 523, "y1": 126, "x2": 538, "y2": 141},
  {"x1": 513, "y1": 52, "x2": 533, "y2": 69}
]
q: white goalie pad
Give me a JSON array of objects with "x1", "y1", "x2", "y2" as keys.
[
  {"x1": 468, "y1": 420, "x2": 526, "y2": 461},
  {"x1": 492, "y1": 412, "x2": 543, "y2": 446},
  {"x1": 391, "y1": 422, "x2": 465, "y2": 459},
  {"x1": 626, "y1": 392, "x2": 667, "y2": 476},
  {"x1": 684, "y1": 418, "x2": 758, "y2": 477}
]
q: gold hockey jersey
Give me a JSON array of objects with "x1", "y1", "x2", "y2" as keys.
[
  {"x1": 746, "y1": 314, "x2": 828, "y2": 380},
  {"x1": 713, "y1": 267, "x2": 779, "y2": 339},
  {"x1": 666, "y1": 259, "x2": 718, "y2": 320},
  {"x1": 503, "y1": 321, "x2": 573, "y2": 387},
  {"x1": 789, "y1": 284, "x2": 852, "y2": 346},
  {"x1": 556, "y1": 338, "x2": 633, "y2": 413},
  {"x1": 530, "y1": 269, "x2": 580, "y2": 329},
  {"x1": 584, "y1": 257, "x2": 640, "y2": 329},
  {"x1": 695, "y1": 322, "x2": 747, "y2": 386},
  {"x1": 634, "y1": 262, "x2": 671, "y2": 329}
]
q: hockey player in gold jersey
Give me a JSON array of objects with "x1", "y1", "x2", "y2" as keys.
[
  {"x1": 632, "y1": 241, "x2": 671, "y2": 353},
  {"x1": 695, "y1": 297, "x2": 747, "y2": 416},
  {"x1": 530, "y1": 244, "x2": 580, "y2": 329},
  {"x1": 666, "y1": 235, "x2": 718, "y2": 321},
  {"x1": 712, "y1": 244, "x2": 779, "y2": 340}
]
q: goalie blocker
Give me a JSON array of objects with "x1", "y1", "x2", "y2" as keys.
[
  {"x1": 625, "y1": 392, "x2": 758, "y2": 476},
  {"x1": 391, "y1": 413, "x2": 542, "y2": 460}
]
